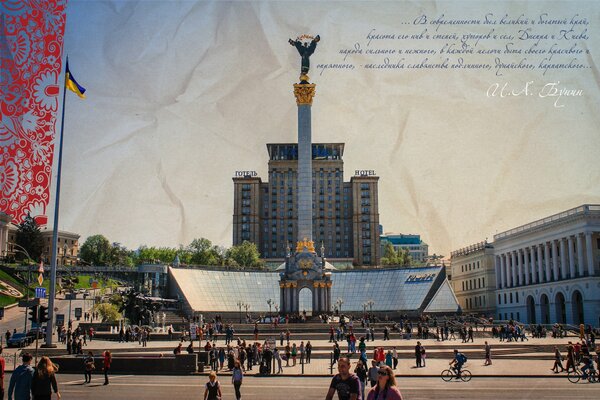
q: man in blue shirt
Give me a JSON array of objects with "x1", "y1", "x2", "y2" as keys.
[
  {"x1": 449, "y1": 349, "x2": 467, "y2": 379},
  {"x1": 8, "y1": 353, "x2": 34, "y2": 400}
]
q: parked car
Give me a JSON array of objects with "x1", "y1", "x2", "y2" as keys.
[
  {"x1": 7, "y1": 333, "x2": 30, "y2": 348},
  {"x1": 27, "y1": 327, "x2": 46, "y2": 340}
]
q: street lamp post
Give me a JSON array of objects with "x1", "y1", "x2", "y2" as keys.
[
  {"x1": 237, "y1": 301, "x2": 243, "y2": 324},
  {"x1": 367, "y1": 299, "x2": 374, "y2": 316},
  {"x1": 335, "y1": 298, "x2": 344, "y2": 316},
  {"x1": 243, "y1": 304, "x2": 250, "y2": 323},
  {"x1": 267, "y1": 298, "x2": 273, "y2": 322}
]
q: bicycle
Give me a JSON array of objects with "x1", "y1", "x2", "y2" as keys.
[
  {"x1": 441, "y1": 367, "x2": 472, "y2": 382},
  {"x1": 567, "y1": 368, "x2": 599, "y2": 383}
]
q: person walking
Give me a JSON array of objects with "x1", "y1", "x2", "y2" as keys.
[
  {"x1": 551, "y1": 346, "x2": 565, "y2": 373},
  {"x1": 285, "y1": 344, "x2": 291, "y2": 367},
  {"x1": 0, "y1": 345, "x2": 5, "y2": 400},
  {"x1": 83, "y1": 351, "x2": 95, "y2": 383},
  {"x1": 565, "y1": 342, "x2": 576, "y2": 373},
  {"x1": 8, "y1": 352, "x2": 34, "y2": 400},
  {"x1": 203, "y1": 371, "x2": 222, "y2": 400},
  {"x1": 385, "y1": 350, "x2": 393, "y2": 368},
  {"x1": 484, "y1": 342, "x2": 492, "y2": 366},
  {"x1": 420, "y1": 345, "x2": 427, "y2": 367},
  {"x1": 306, "y1": 341, "x2": 312, "y2": 363},
  {"x1": 414, "y1": 341, "x2": 422, "y2": 368},
  {"x1": 368, "y1": 360, "x2": 379, "y2": 388},
  {"x1": 274, "y1": 348, "x2": 283, "y2": 374},
  {"x1": 31, "y1": 356, "x2": 61, "y2": 400},
  {"x1": 102, "y1": 350, "x2": 112, "y2": 385},
  {"x1": 325, "y1": 357, "x2": 361, "y2": 400},
  {"x1": 333, "y1": 342, "x2": 341, "y2": 365},
  {"x1": 366, "y1": 365, "x2": 403, "y2": 400},
  {"x1": 291, "y1": 343, "x2": 298, "y2": 366},
  {"x1": 232, "y1": 360, "x2": 243, "y2": 400},
  {"x1": 354, "y1": 360, "x2": 368, "y2": 400},
  {"x1": 392, "y1": 347, "x2": 398, "y2": 370},
  {"x1": 218, "y1": 348, "x2": 225, "y2": 371}
]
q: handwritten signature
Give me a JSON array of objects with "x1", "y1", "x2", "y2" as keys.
[{"x1": 486, "y1": 81, "x2": 583, "y2": 108}]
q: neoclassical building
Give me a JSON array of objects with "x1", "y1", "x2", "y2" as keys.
[
  {"x1": 2, "y1": 223, "x2": 80, "y2": 265},
  {"x1": 494, "y1": 205, "x2": 600, "y2": 326},
  {"x1": 450, "y1": 241, "x2": 497, "y2": 316}
]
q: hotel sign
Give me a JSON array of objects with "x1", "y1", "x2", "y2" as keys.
[
  {"x1": 234, "y1": 171, "x2": 258, "y2": 177},
  {"x1": 405, "y1": 273, "x2": 436, "y2": 283},
  {"x1": 355, "y1": 170, "x2": 376, "y2": 176}
]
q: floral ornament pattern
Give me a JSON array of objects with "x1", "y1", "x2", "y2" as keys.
[{"x1": 0, "y1": 0, "x2": 67, "y2": 226}]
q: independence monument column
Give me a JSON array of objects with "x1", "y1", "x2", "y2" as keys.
[
  {"x1": 279, "y1": 34, "x2": 331, "y2": 316},
  {"x1": 289, "y1": 34, "x2": 320, "y2": 243}
]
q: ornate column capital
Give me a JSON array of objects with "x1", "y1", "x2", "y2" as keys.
[{"x1": 293, "y1": 83, "x2": 316, "y2": 105}]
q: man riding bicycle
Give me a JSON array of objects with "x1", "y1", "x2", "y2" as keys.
[
  {"x1": 580, "y1": 354, "x2": 596, "y2": 380},
  {"x1": 450, "y1": 349, "x2": 467, "y2": 378}
]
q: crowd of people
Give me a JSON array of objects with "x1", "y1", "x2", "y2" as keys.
[
  {"x1": 4, "y1": 311, "x2": 600, "y2": 399},
  {"x1": 58, "y1": 325, "x2": 95, "y2": 355},
  {"x1": 551, "y1": 338, "x2": 600, "y2": 379}
]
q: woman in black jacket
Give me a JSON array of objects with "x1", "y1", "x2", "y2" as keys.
[{"x1": 31, "y1": 356, "x2": 61, "y2": 400}]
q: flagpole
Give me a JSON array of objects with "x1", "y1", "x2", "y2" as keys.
[{"x1": 43, "y1": 57, "x2": 69, "y2": 348}]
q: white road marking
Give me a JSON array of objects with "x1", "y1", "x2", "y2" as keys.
[{"x1": 62, "y1": 374, "x2": 135, "y2": 385}]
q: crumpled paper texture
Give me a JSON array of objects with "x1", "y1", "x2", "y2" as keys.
[{"x1": 51, "y1": 1, "x2": 600, "y2": 255}]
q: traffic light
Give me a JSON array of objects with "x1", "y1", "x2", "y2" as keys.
[
  {"x1": 28, "y1": 305, "x2": 39, "y2": 323},
  {"x1": 38, "y1": 305, "x2": 49, "y2": 323}
]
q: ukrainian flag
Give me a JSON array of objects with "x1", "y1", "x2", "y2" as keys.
[{"x1": 65, "y1": 61, "x2": 86, "y2": 99}]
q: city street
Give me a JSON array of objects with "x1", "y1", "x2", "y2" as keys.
[
  {"x1": 1, "y1": 295, "x2": 89, "y2": 345},
  {"x1": 17, "y1": 375, "x2": 595, "y2": 399}
]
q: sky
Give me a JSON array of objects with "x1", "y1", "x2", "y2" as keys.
[{"x1": 50, "y1": 0, "x2": 600, "y2": 256}]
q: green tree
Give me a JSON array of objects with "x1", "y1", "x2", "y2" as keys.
[
  {"x1": 15, "y1": 213, "x2": 44, "y2": 262},
  {"x1": 188, "y1": 238, "x2": 222, "y2": 265},
  {"x1": 93, "y1": 302, "x2": 122, "y2": 323},
  {"x1": 226, "y1": 241, "x2": 262, "y2": 268},
  {"x1": 381, "y1": 242, "x2": 399, "y2": 266},
  {"x1": 381, "y1": 243, "x2": 413, "y2": 267},
  {"x1": 135, "y1": 246, "x2": 178, "y2": 264},
  {"x1": 398, "y1": 248, "x2": 412, "y2": 266},
  {"x1": 80, "y1": 234, "x2": 112, "y2": 266},
  {"x1": 109, "y1": 242, "x2": 134, "y2": 267}
]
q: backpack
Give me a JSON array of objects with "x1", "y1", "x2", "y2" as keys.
[{"x1": 458, "y1": 353, "x2": 467, "y2": 363}]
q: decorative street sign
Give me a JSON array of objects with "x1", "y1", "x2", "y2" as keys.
[
  {"x1": 35, "y1": 287, "x2": 46, "y2": 299},
  {"x1": 37, "y1": 273, "x2": 43, "y2": 286}
]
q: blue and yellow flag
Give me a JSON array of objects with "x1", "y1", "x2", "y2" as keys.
[{"x1": 65, "y1": 61, "x2": 86, "y2": 99}]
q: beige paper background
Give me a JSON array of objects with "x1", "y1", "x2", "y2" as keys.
[{"x1": 55, "y1": 1, "x2": 600, "y2": 256}]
